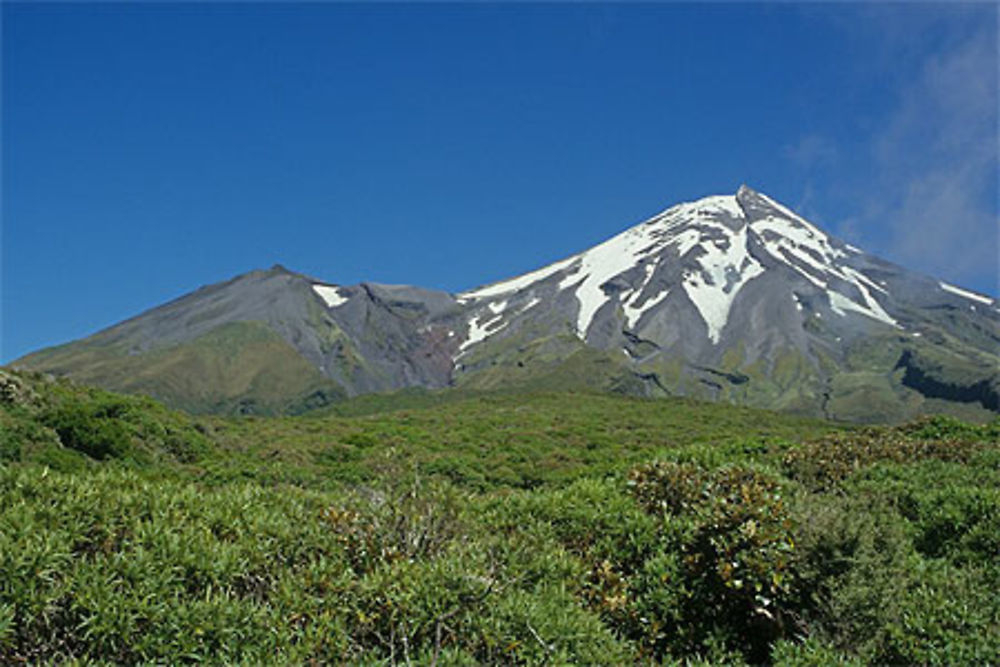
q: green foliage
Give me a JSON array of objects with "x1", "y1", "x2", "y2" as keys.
[
  {"x1": 321, "y1": 479, "x2": 464, "y2": 575},
  {"x1": 771, "y1": 636, "x2": 865, "y2": 666},
  {"x1": 0, "y1": 383, "x2": 62, "y2": 464},
  {"x1": 0, "y1": 372, "x2": 211, "y2": 466},
  {"x1": 0, "y1": 416, "x2": 29, "y2": 462},
  {"x1": 783, "y1": 426, "x2": 985, "y2": 490},
  {"x1": 0, "y1": 466, "x2": 629, "y2": 663},
  {"x1": 207, "y1": 391, "x2": 833, "y2": 492},
  {"x1": 786, "y1": 494, "x2": 914, "y2": 657},
  {"x1": 877, "y1": 560, "x2": 1000, "y2": 664},
  {"x1": 623, "y1": 463, "x2": 796, "y2": 662},
  {"x1": 41, "y1": 397, "x2": 137, "y2": 460},
  {"x1": 0, "y1": 368, "x2": 997, "y2": 663},
  {"x1": 23, "y1": 441, "x2": 90, "y2": 472},
  {"x1": 784, "y1": 461, "x2": 1000, "y2": 663},
  {"x1": 899, "y1": 413, "x2": 1000, "y2": 442},
  {"x1": 850, "y1": 461, "x2": 1000, "y2": 568}
]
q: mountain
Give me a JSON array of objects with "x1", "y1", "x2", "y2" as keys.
[{"x1": 13, "y1": 185, "x2": 999, "y2": 421}]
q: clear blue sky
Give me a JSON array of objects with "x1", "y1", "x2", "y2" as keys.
[{"x1": 3, "y1": 3, "x2": 997, "y2": 362}]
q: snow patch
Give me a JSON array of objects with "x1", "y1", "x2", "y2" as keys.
[
  {"x1": 849, "y1": 280, "x2": 898, "y2": 327},
  {"x1": 556, "y1": 214, "x2": 674, "y2": 337},
  {"x1": 312, "y1": 284, "x2": 349, "y2": 308},
  {"x1": 459, "y1": 193, "x2": 757, "y2": 341},
  {"x1": 755, "y1": 192, "x2": 817, "y2": 229},
  {"x1": 753, "y1": 215, "x2": 845, "y2": 268},
  {"x1": 555, "y1": 194, "x2": 750, "y2": 339},
  {"x1": 461, "y1": 256, "x2": 578, "y2": 300},
  {"x1": 940, "y1": 282, "x2": 993, "y2": 305},
  {"x1": 456, "y1": 189, "x2": 915, "y2": 350},
  {"x1": 682, "y1": 225, "x2": 765, "y2": 343},
  {"x1": 828, "y1": 291, "x2": 897, "y2": 327},
  {"x1": 458, "y1": 313, "x2": 507, "y2": 356},
  {"x1": 671, "y1": 228, "x2": 702, "y2": 257},
  {"x1": 750, "y1": 212, "x2": 904, "y2": 331},
  {"x1": 624, "y1": 289, "x2": 670, "y2": 329},
  {"x1": 455, "y1": 297, "x2": 544, "y2": 358},
  {"x1": 843, "y1": 267, "x2": 888, "y2": 294},
  {"x1": 695, "y1": 195, "x2": 745, "y2": 220}
]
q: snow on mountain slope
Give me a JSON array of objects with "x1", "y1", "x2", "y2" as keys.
[
  {"x1": 459, "y1": 257, "x2": 578, "y2": 302},
  {"x1": 312, "y1": 284, "x2": 349, "y2": 308},
  {"x1": 456, "y1": 185, "x2": 909, "y2": 353},
  {"x1": 939, "y1": 281, "x2": 994, "y2": 306},
  {"x1": 679, "y1": 215, "x2": 765, "y2": 343}
]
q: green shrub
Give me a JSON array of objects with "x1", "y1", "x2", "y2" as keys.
[
  {"x1": 36, "y1": 392, "x2": 209, "y2": 464},
  {"x1": 851, "y1": 461, "x2": 1000, "y2": 567},
  {"x1": 785, "y1": 477, "x2": 1000, "y2": 663},
  {"x1": 877, "y1": 560, "x2": 1000, "y2": 664},
  {"x1": 41, "y1": 398, "x2": 136, "y2": 460},
  {"x1": 321, "y1": 479, "x2": 465, "y2": 575},
  {"x1": 783, "y1": 429, "x2": 984, "y2": 490},
  {"x1": 0, "y1": 419, "x2": 22, "y2": 462},
  {"x1": 771, "y1": 636, "x2": 865, "y2": 666},
  {"x1": 908, "y1": 482, "x2": 998, "y2": 561},
  {"x1": 24, "y1": 442, "x2": 89, "y2": 472},
  {"x1": 482, "y1": 477, "x2": 656, "y2": 560},
  {"x1": 899, "y1": 414, "x2": 1000, "y2": 443},
  {"x1": 786, "y1": 493, "x2": 913, "y2": 659},
  {"x1": 0, "y1": 466, "x2": 345, "y2": 662},
  {"x1": 617, "y1": 462, "x2": 796, "y2": 662}
]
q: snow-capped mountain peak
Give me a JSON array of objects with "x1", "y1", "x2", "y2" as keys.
[{"x1": 457, "y1": 185, "x2": 908, "y2": 352}]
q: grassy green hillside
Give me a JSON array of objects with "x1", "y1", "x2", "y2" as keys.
[
  {"x1": 15, "y1": 321, "x2": 347, "y2": 416},
  {"x1": 1, "y1": 369, "x2": 997, "y2": 664}
]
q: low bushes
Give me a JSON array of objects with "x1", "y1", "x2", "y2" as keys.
[
  {"x1": 0, "y1": 467, "x2": 630, "y2": 663},
  {"x1": 782, "y1": 429, "x2": 986, "y2": 491},
  {"x1": 40, "y1": 393, "x2": 211, "y2": 464},
  {"x1": 0, "y1": 372, "x2": 211, "y2": 467},
  {"x1": 1, "y1": 374, "x2": 997, "y2": 663}
]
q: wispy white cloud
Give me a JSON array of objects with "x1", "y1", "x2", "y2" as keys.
[
  {"x1": 783, "y1": 134, "x2": 838, "y2": 224},
  {"x1": 784, "y1": 134, "x2": 838, "y2": 170},
  {"x1": 787, "y1": 6, "x2": 998, "y2": 293},
  {"x1": 872, "y1": 16, "x2": 997, "y2": 291}
]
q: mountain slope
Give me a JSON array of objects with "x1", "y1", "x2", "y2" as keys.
[
  {"x1": 13, "y1": 186, "x2": 999, "y2": 420},
  {"x1": 453, "y1": 186, "x2": 999, "y2": 420},
  {"x1": 17, "y1": 267, "x2": 465, "y2": 413}
]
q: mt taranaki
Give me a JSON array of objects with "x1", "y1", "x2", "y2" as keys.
[{"x1": 14, "y1": 186, "x2": 999, "y2": 421}]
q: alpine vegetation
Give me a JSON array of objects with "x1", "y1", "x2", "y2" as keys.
[{"x1": 1, "y1": 369, "x2": 997, "y2": 663}]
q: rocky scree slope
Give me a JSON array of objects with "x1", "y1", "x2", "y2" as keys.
[{"x1": 14, "y1": 186, "x2": 999, "y2": 420}]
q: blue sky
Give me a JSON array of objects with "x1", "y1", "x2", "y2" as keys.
[{"x1": 3, "y1": 3, "x2": 997, "y2": 362}]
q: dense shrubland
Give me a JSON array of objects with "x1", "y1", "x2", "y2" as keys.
[{"x1": 1, "y1": 369, "x2": 997, "y2": 663}]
